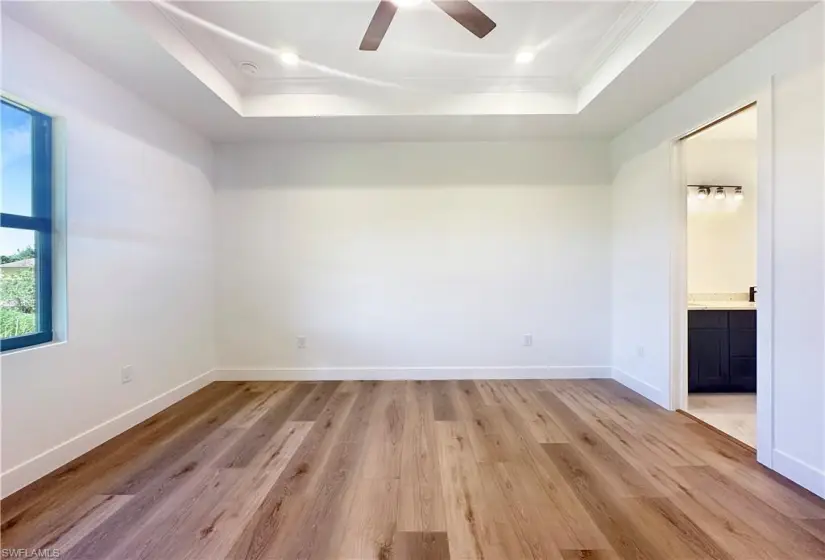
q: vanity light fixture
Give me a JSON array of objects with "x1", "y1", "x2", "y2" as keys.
[{"x1": 690, "y1": 185, "x2": 742, "y2": 201}]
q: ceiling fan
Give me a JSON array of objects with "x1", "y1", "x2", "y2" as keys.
[{"x1": 360, "y1": 0, "x2": 496, "y2": 51}]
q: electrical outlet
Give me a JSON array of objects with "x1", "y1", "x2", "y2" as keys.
[
  {"x1": 297, "y1": 336, "x2": 307, "y2": 349},
  {"x1": 121, "y1": 365, "x2": 134, "y2": 384},
  {"x1": 523, "y1": 334, "x2": 533, "y2": 347}
]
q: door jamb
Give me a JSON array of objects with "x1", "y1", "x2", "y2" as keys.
[{"x1": 667, "y1": 85, "x2": 774, "y2": 468}]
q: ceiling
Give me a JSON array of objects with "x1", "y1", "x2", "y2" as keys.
[
  {"x1": 167, "y1": 1, "x2": 634, "y2": 94},
  {"x1": 2, "y1": 1, "x2": 814, "y2": 141}
]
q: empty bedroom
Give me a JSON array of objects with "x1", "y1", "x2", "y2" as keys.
[{"x1": 1, "y1": 1, "x2": 824, "y2": 559}]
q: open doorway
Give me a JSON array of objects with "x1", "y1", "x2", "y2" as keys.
[{"x1": 678, "y1": 104, "x2": 758, "y2": 449}]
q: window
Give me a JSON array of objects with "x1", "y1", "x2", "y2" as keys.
[{"x1": 1, "y1": 98, "x2": 53, "y2": 351}]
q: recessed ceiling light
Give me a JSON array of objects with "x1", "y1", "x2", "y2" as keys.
[
  {"x1": 391, "y1": 0, "x2": 423, "y2": 7},
  {"x1": 515, "y1": 50, "x2": 535, "y2": 64},
  {"x1": 239, "y1": 61, "x2": 258, "y2": 76},
  {"x1": 279, "y1": 51, "x2": 300, "y2": 66}
]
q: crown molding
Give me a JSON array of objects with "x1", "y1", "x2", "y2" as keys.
[
  {"x1": 576, "y1": 0, "x2": 695, "y2": 111},
  {"x1": 155, "y1": 1, "x2": 247, "y2": 88},
  {"x1": 114, "y1": 1, "x2": 243, "y2": 113},
  {"x1": 242, "y1": 75, "x2": 575, "y2": 96},
  {"x1": 574, "y1": 0, "x2": 658, "y2": 88},
  {"x1": 241, "y1": 90, "x2": 578, "y2": 118}
]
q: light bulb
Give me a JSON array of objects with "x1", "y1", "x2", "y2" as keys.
[
  {"x1": 714, "y1": 187, "x2": 726, "y2": 200},
  {"x1": 734, "y1": 187, "x2": 744, "y2": 201},
  {"x1": 515, "y1": 50, "x2": 536, "y2": 64},
  {"x1": 280, "y1": 51, "x2": 299, "y2": 66},
  {"x1": 696, "y1": 187, "x2": 708, "y2": 200}
]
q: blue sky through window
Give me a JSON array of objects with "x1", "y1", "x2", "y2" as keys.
[{"x1": 1, "y1": 102, "x2": 35, "y2": 256}]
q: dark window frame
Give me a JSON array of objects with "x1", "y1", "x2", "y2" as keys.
[{"x1": 1, "y1": 98, "x2": 53, "y2": 351}]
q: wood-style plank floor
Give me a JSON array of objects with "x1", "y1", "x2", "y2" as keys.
[{"x1": 2, "y1": 380, "x2": 825, "y2": 559}]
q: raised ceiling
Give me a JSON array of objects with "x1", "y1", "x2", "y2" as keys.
[
  {"x1": 2, "y1": 1, "x2": 815, "y2": 141},
  {"x1": 166, "y1": 1, "x2": 639, "y2": 95}
]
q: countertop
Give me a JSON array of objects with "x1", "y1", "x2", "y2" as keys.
[{"x1": 688, "y1": 301, "x2": 756, "y2": 311}]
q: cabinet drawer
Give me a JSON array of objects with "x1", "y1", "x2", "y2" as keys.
[
  {"x1": 729, "y1": 310, "x2": 756, "y2": 329},
  {"x1": 729, "y1": 329, "x2": 756, "y2": 357},
  {"x1": 688, "y1": 310, "x2": 728, "y2": 329}
]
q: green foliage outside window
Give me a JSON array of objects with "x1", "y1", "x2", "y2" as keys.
[{"x1": 0, "y1": 246, "x2": 36, "y2": 338}]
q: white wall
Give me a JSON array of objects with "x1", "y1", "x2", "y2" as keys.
[
  {"x1": 610, "y1": 144, "x2": 674, "y2": 407},
  {"x1": 610, "y1": 4, "x2": 824, "y2": 496},
  {"x1": 771, "y1": 55, "x2": 825, "y2": 496},
  {"x1": 685, "y1": 139, "x2": 757, "y2": 295},
  {"x1": 214, "y1": 141, "x2": 612, "y2": 378},
  {"x1": 0, "y1": 17, "x2": 216, "y2": 497}
]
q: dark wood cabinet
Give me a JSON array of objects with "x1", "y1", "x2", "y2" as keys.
[
  {"x1": 688, "y1": 310, "x2": 756, "y2": 393},
  {"x1": 689, "y1": 310, "x2": 728, "y2": 329},
  {"x1": 729, "y1": 357, "x2": 757, "y2": 391},
  {"x1": 688, "y1": 329, "x2": 729, "y2": 390},
  {"x1": 729, "y1": 328, "x2": 756, "y2": 357}
]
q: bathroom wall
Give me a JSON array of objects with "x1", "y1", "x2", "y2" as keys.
[{"x1": 685, "y1": 137, "x2": 757, "y2": 297}]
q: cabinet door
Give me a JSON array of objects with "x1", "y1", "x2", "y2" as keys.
[
  {"x1": 729, "y1": 310, "x2": 756, "y2": 329},
  {"x1": 688, "y1": 329, "x2": 730, "y2": 392},
  {"x1": 729, "y1": 357, "x2": 756, "y2": 392},
  {"x1": 729, "y1": 329, "x2": 757, "y2": 357}
]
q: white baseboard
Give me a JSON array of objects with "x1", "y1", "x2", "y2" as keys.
[
  {"x1": 0, "y1": 369, "x2": 217, "y2": 499},
  {"x1": 611, "y1": 367, "x2": 668, "y2": 409},
  {"x1": 216, "y1": 365, "x2": 612, "y2": 382},
  {"x1": 773, "y1": 449, "x2": 825, "y2": 498}
]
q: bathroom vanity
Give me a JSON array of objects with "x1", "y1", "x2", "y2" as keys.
[{"x1": 688, "y1": 307, "x2": 756, "y2": 393}]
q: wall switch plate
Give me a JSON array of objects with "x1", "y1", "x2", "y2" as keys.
[
  {"x1": 297, "y1": 336, "x2": 307, "y2": 349},
  {"x1": 121, "y1": 365, "x2": 134, "y2": 384},
  {"x1": 523, "y1": 334, "x2": 533, "y2": 347},
  {"x1": 636, "y1": 346, "x2": 645, "y2": 358}
]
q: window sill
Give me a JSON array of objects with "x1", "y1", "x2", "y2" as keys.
[{"x1": 1, "y1": 337, "x2": 64, "y2": 356}]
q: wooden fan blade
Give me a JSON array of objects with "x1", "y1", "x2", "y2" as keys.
[
  {"x1": 432, "y1": 0, "x2": 496, "y2": 38},
  {"x1": 360, "y1": 0, "x2": 398, "y2": 51}
]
